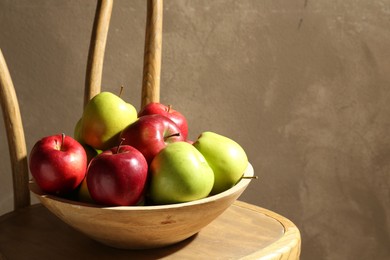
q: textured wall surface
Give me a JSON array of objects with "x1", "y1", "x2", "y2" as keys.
[{"x1": 1, "y1": 1, "x2": 390, "y2": 259}]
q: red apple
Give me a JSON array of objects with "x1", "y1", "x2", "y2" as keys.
[
  {"x1": 120, "y1": 114, "x2": 185, "y2": 164},
  {"x1": 86, "y1": 145, "x2": 148, "y2": 206},
  {"x1": 138, "y1": 102, "x2": 188, "y2": 140},
  {"x1": 29, "y1": 133, "x2": 87, "y2": 195}
]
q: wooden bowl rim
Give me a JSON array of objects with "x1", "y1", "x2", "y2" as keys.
[{"x1": 29, "y1": 162, "x2": 254, "y2": 211}]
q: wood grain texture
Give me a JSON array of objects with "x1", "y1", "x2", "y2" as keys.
[
  {"x1": 0, "y1": 49, "x2": 30, "y2": 210},
  {"x1": 0, "y1": 202, "x2": 300, "y2": 259},
  {"x1": 84, "y1": 0, "x2": 113, "y2": 107},
  {"x1": 237, "y1": 201, "x2": 301, "y2": 260},
  {"x1": 141, "y1": 0, "x2": 163, "y2": 108},
  {"x1": 28, "y1": 163, "x2": 255, "y2": 250}
]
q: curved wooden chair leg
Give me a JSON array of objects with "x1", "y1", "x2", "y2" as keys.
[
  {"x1": 141, "y1": 0, "x2": 163, "y2": 109},
  {"x1": 0, "y1": 49, "x2": 30, "y2": 210},
  {"x1": 84, "y1": 0, "x2": 113, "y2": 108}
]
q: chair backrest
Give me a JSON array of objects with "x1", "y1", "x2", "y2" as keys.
[
  {"x1": 0, "y1": 49, "x2": 30, "y2": 210},
  {"x1": 0, "y1": 0, "x2": 163, "y2": 211}
]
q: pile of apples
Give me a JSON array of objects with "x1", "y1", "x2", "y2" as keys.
[{"x1": 29, "y1": 91, "x2": 249, "y2": 206}]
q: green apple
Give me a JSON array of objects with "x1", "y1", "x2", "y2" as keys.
[
  {"x1": 74, "y1": 118, "x2": 103, "y2": 163},
  {"x1": 149, "y1": 142, "x2": 214, "y2": 204},
  {"x1": 78, "y1": 177, "x2": 95, "y2": 203},
  {"x1": 193, "y1": 131, "x2": 248, "y2": 195},
  {"x1": 73, "y1": 118, "x2": 83, "y2": 143},
  {"x1": 79, "y1": 92, "x2": 137, "y2": 150}
]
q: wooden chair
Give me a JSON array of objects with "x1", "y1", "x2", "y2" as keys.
[{"x1": 0, "y1": 1, "x2": 301, "y2": 259}]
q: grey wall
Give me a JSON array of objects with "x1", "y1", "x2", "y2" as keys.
[{"x1": 1, "y1": 1, "x2": 390, "y2": 259}]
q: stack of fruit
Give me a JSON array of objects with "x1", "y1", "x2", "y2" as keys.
[{"x1": 29, "y1": 92, "x2": 249, "y2": 206}]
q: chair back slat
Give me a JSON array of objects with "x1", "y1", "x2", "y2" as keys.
[
  {"x1": 141, "y1": 0, "x2": 163, "y2": 108},
  {"x1": 0, "y1": 49, "x2": 30, "y2": 210},
  {"x1": 1, "y1": 0, "x2": 164, "y2": 210},
  {"x1": 84, "y1": 0, "x2": 114, "y2": 107}
]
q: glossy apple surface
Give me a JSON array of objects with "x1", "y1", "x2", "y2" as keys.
[
  {"x1": 138, "y1": 102, "x2": 188, "y2": 140},
  {"x1": 86, "y1": 145, "x2": 148, "y2": 206},
  {"x1": 79, "y1": 92, "x2": 137, "y2": 150},
  {"x1": 120, "y1": 114, "x2": 184, "y2": 164},
  {"x1": 149, "y1": 142, "x2": 214, "y2": 204},
  {"x1": 29, "y1": 134, "x2": 87, "y2": 195},
  {"x1": 193, "y1": 131, "x2": 248, "y2": 195}
]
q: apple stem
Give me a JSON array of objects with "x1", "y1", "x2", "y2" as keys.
[
  {"x1": 167, "y1": 104, "x2": 172, "y2": 113},
  {"x1": 61, "y1": 133, "x2": 65, "y2": 151},
  {"x1": 119, "y1": 85, "x2": 124, "y2": 97},
  {"x1": 164, "y1": 133, "x2": 180, "y2": 140},
  {"x1": 242, "y1": 176, "x2": 259, "y2": 180},
  {"x1": 116, "y1": 138, "x2": 125, "y2": 154}
]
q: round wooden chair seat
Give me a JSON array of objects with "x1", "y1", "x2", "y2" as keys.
[{"x1": 0, "y1": 201, "x2": 300, "y2": 259}]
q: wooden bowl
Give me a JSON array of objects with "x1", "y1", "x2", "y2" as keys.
[{"x1": 29, "y1": 163, "x2": 254, "y2": 249}]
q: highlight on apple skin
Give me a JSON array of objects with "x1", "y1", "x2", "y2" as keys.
[
  {"x1": 193, "y1": 131, "x2": 249, "y2": 195},
  {"x1": 28, "y1": 94, "x2": 251, "y2": 207},
  {"x1": 86, "y1": 145, "x2": 148, "y2": 206},
  {"x1": 29, "y1": 133, "x2": 87, "y2": 195},
  {"x1": 138, "y1": 102, "x2": 189, "y2": 140},
  {"x1": 149, "y1": 141, "x2": 214, "y2": 205}
]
